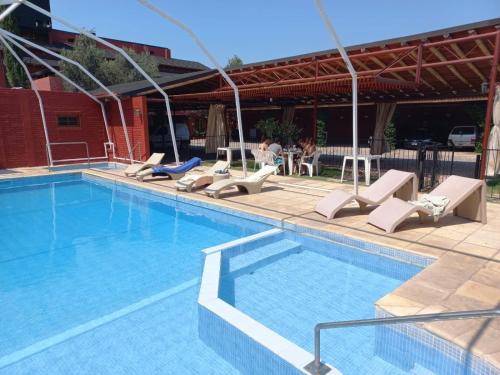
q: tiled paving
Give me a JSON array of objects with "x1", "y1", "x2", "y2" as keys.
[{"x1": 2, "y1": 165, "x2": 500, "y2": 369}]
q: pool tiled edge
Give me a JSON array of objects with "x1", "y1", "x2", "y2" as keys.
[{"x1": 198, "y1": 229, "x2": 338, "y2": 375}]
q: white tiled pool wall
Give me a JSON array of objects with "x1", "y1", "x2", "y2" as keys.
[
  {"x1": 198, "y1": 231, "x2": 316, "y2": 375},
  {"x1": 376, "y1": 308, "x2": 500, "y2": 375}
]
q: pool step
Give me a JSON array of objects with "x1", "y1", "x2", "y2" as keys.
[
  {"x1": 409, "y1": 364, "x2": 437, "y2": 375},
  {"x1": 227, "y1": 239, "x2": 301, "y2": 277}
]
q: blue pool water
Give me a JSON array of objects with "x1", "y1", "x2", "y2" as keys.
[
  {"x1": 0, "y1": 174, "x2": 269, "y2": 374},
  {"x1": 218, "y1": 233, "x2": 474, "y2": 375}
]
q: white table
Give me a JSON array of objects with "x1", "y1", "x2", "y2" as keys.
[
  {"x1": 216, "y1": 147, "x2": 238, "y2": 166},
  {"x1": 341, "y1": 155, "x2": 381, "y2": 186},
  {"x1": 282, "y1": 150, "x2": 301, "y2": 175}
]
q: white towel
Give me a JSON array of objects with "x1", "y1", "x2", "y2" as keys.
[{"x1": 410, "y1": 195, "x2": 450, "y2": 217}]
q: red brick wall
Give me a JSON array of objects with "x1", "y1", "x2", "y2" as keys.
[
  {"x1": 0, "y1": 88, "x2": 150, "y2": 168},
  {"x1": 107, "y1": 96, "x2": 150, "y2": 161}
]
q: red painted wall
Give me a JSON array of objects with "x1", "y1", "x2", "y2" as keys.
[
  {"x1": 34, "y1": 76, "x2": 64, "y2": 92},
  {"x1": 48, "y1": 29, "x2": 171, "y2": 59},
  {"x1": 0, "y1": 88, "x2": 150, "y2": 168}
]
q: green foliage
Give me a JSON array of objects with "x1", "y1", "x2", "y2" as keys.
[
  {"x1": 256, "y1": 117, "x2": 279, "y2": 139},
  {"x1": 463, "y1": 102, "x2": 486, "y2": 154},
  {"x1": 255, "y1": 117, "x2": 301, "y2": 145},
  {"x1": 59, "y1": 34, "x2": 159, "y2": 90},
  {"x1": 384, "y1": 121, "x2": 397, "y2": 150},
  {"x1": 316, "y1": 119, "x2": 327, "y2": 147},
  {"x1": 225, "y1": 54, "x2": 243, "y2": 69},
  {"x1": 0, "y1": 9, "x2": 28, "y2": 87}
]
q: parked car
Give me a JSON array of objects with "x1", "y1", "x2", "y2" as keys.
[
  {"x1": 447, "y1": 126, "x2": 477, "y2": 149},
  {"x1": 403, "y1": 129, "x2": 436, "y2": 149},
  {"x1": 150, "y1": 123, "x2": 190, "y2": 150}
]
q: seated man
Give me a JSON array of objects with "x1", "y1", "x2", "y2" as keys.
[{"x1": 268, "y1": 139, "x2": 283, "y2": 156}]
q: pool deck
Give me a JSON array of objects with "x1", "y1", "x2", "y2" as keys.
[{"x1": 2, "y1": 165, "x2": 500, "y2": 369}]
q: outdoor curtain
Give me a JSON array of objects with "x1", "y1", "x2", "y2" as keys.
[
  {"x1": 371, "y1": 102, "x2": 397, "y2": 155},
  {"x1": 281, "y1": 106, "x2": 295, "y2": 125},
  {"x1": 486, "y1": 84, "x2": 500, "y2": 177},
  {"x1": 205, "y1": 104, "x2": 226, "y2": 154}
]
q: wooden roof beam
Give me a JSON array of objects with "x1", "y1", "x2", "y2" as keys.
[
  {"x1": 389, "y1": 52, "x2": 434, "y2": 89},
  {"x1": 370, "y1": 56, "x2": 410, "y2": 82},
  {"x1": 471, "y1": 31, "x2": 500, "y2": 74},
  {"x1": 410, "y1": 50, "x2": 450, "y2": 87},
  {"x1": 429, "y1": 46, "x2": 472, "y2": 87},
  {"x1": 449, "y1": 43, "x2": 486, "y2": 81}
]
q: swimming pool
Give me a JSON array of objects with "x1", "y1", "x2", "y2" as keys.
[{"x1": 0, "y1": 173, "x2": 269, "y2": 374}]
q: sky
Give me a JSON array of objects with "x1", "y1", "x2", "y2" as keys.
[{"x1": 50, "y1": 0, "x2": 500, "y2": 67}]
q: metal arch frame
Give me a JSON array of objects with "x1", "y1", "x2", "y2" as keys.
[
  {"x1": 0, "y1": 0, "x2": 22, "y2": 22},
  {"x1": 18, "y1": 0, "x2": 180, "y2": 165},
  {"x1": 314, "y1": 0, "x2": 359, "y2": 194},
  {"x1": 0, "y1": 33, "x2": 54, "y2": 165},
  {"x1": 0, "y1": 28, "x2": 132, "y2": 160},
  {"x1": 137, "y1": 0, "x2": 248, "y2": 176},
  {"x1": 0, "y1": 30, "x2": 113, "y2": 153}
]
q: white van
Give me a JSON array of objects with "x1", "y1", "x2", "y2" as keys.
[{"x1": 447, "y1": 126, "x2": 477, "y2": 149}]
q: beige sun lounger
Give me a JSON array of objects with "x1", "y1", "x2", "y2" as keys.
[
  {"x1": 124, "y1": 153, "x2": 164, "y2": 177},
  {"x1": 204, "y1": 165, "x2": 277, "y2": 199},
  {"x1": 175, "y1": 160, "x2": 230, "y2": 192},
  {"x1": 368, "y1": 175, "x2": 487, "y2": 233},
  {"x1": 315, "y1": 169, "x2": 418, "y2": 220}
]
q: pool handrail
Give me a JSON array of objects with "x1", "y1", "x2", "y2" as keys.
[{"x1": 305, "y1": 308, "x2": 500, "y2": 375}]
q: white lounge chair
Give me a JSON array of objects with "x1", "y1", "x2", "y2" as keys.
[
  {"x1": 124, "y1": 153, "x2": 164, "y2": 177},
  {"x1": 368, "y1": 175, "x2": 487, "y2": 233},
  {"x1": 175, "y1": 160, "x2": 230, "y2": 192},
  {"x1": 204, "y1": 165, "x2": 277, "y2": 199},
  {"x1": 315, "y1": 169, "x2": 418, "y2": 220}
]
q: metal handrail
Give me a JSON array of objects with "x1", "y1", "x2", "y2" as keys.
[
  {"x1": 49, "y1": 141, "x2": 90, "y2": 168},
  {"x1": 306, "y1": 308, "x2": 500, "y2": 375}
]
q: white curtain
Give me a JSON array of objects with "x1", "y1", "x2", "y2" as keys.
[
  {"x1": 205, "y1": 104, "x2": 226, "y2": 154},
  {"x1": 371, "y1": 102, "x2": 397, "y2": 155},
  {"x1": 486, "y1": 84, "x2": 500, "y2": 177}
]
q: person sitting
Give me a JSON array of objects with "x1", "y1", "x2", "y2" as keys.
[
  {"x1": 258, "y1": 137, "x2": 271, "y2": 151},
  {"x1": 268, "y1": 139, "x2": 283, "y2": 156}
]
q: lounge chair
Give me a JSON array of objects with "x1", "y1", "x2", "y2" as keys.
[
  {"x1": 204, "y1": 165, "x2": 277, "y2": 199},
  {"x1": 368, "y1": 175, "x2": 487, "y2": 233},
  {"x1": 175, "y1": 160, "x2": 230, "y2": 192},
  {"x1": 315, "y1": 169, "x2": 418, "y2": 220},
  {"x1": 136, "y1": 157, "x2": 202, "y2": 182},
  {"x1": 124, "y1": 153, "x2": 164, "y2": 177}
]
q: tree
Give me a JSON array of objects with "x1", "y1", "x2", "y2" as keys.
[
  {"x1": 316, "y1": 119, "x2": 327, "y2": 147},
  {"x1": 225, "y1": 54, "x2": 243, "y2": 69},
  {"x1": 0, "y1": 8, "x2": 28, "y2": 87},
  {"x1": 59, "y1": 34, "x2": 160, "y2": 91},
  {"x1": 59, "y1": 35, "x2": 106, "y2": 90}
]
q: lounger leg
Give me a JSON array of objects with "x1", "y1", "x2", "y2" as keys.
[{"x1": 341, "y1": 158, "x2": 347, "y2": 183}]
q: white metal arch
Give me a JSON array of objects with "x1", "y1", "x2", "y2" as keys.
[
  {"x1": 137, "y1": 0, "x2": 248, "y2": 176},
  {"x1": 0, "y1": 30, "x2": 113, "y2": 153},
  {"x1": 0, "y1": 33, "x2": 53, "y2": 165},
  {"x1": 314, "y1": 0, "x2": 359, "y2": 194},
  {"x1": 0, "y1": 27, "x2": 137, "y2": 160},
  {"x1": 20, "y1": 0, "x2": 180, "y2": 164}
]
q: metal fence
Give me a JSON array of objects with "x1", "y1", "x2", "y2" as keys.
[{"x1": 158, "y1": 136, "x2": 491, "y2": 192}]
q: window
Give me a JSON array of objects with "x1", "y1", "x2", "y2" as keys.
[
  {"x1": 57, "y1": 115, "x2": 80, "y2": 127},
  {"x1": 452, "y1": 127, "x2": 475, "y2": 135}
]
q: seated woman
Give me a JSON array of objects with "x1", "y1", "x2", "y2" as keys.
[{"x1": 258, "y1": 137, "x2": 271, "y2": 151}]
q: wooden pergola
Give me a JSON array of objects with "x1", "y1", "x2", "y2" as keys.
[{"x1": 111, "y1": 18, "x2": 500, "y2": 177}]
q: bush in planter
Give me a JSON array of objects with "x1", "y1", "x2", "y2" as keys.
[{"x1": 316, "y1": 119, "x2": 327, "y2": 147}]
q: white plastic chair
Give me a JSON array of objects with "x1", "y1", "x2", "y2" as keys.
[{"x1": 300, "y1": 151, "x2": 321, "y2": 177}]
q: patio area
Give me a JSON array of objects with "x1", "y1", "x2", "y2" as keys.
[{"x1": 3, "y1": 164, "x2": 499, "y2": 369}]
